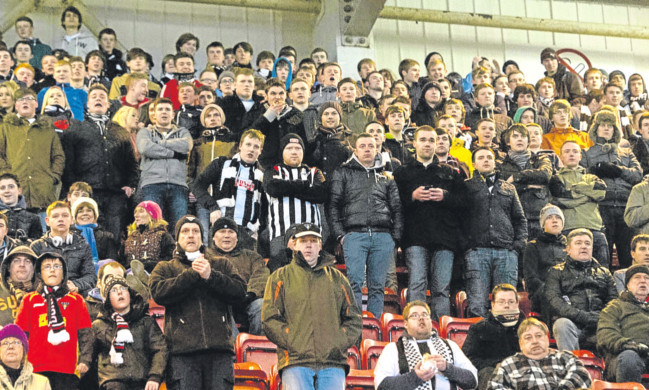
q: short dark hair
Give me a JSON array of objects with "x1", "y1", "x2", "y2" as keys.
[
  {"x1": 15, "y1": 16, "x2": 33, "y2": 27},
  {"x1": 11, "y1": 40, "x2": 31, "y2": 55},
  {"x1": 206, "y1": 41, "x2": 224, "y2": 53},
  {"x1": 256, "y1": 50, "x2": 275, "y2": 66},
  {"x1": 631, "y1": 234, "x2": 649, "y2": 252},
  {"x1": 311, "y1": 47, "x2": 327, "y2": 57},
  {"x1": 85, "y1": 50, "x2": 105, "y2": 65},
  {"x1": 175, "y1": 33, "x2": 200, "y2": 53},
  {"x1": 280, "y1": 45, "x2": 297, "y2": 57},
  {"x1": 585, "y1": 89, "x2": 604, "y2": 105},
  {"x1": 98, "y1": 28, "x2": 116, "y2": 40},
  {"x1": 0, "y1": 173, "x2": 20, "y2": 188},
  {"x1": 513, "y1": 84, "x2": 537, "y2": 102},
  {"x1": 233, "y1": 41, "x2": 253, "y2": 56},
  {"x1": 299, "y1": 58, "x2": 316, "y2": 68},
  {"x1": 60, "y1": 6, "x2": 82, "y2": 30},
  {"x1": 126, "y1": 48, "x2": 147, "y2": 62},
  {"x1": 471, "y1": 146, "x2": 495, "y2": 162},
  {"x1": 265, "y1": 78, "x2": 285, "y2": 93},
  {"x1": 88, "y1": 84, "x2": 109, "y2": 97},
  {"x1": 353, "y1": 133, "x2": 375, "y2": 148},
  {"x1": 503, "y1": 124, "x2": 530, "y2": 145},
  {"x1": 174, "y1": 52, "x2": 194, "y2": 65},
  {"x1": 491, "y1": 283, "x2": 518, "y2": 302},
  {"x1": 603, "y1": 82, "x2": 623, "y2": 94}
]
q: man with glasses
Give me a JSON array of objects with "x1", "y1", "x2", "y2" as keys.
[
  {"x1": 374, "y1": 300, "x2": 477, "y2": 390},
  {"x1": 462, "y1": 284, "x2": 525, "y2": 390}
]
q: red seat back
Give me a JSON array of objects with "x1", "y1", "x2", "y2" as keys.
[
  {"x1": 236, "y1": 333, "x2": 278, "y2": 374},
  {"x1": 345, "y1": 369, "x2": 375, "y2": 390},
  {"x1": 361, "y1": 339, "x2": 389, "y2": 370},
  {"x1": 362, "y1": 316, "x2": 382, "y2": 341},
  {"x1": 591, "y1": 379, "x2": 646, "y2": 390},
  {"x1": 439, "y1": 316, "x2": 482, "y2": 348},
  {"x1": 455, "y1": 291, "x2": 468, "y2": 318},
  {"x1": 347, "y1": 345, "x2": 361, "y2": 370},
  {"x1": 572, "y1": 350, "x2": 605, "y2": 381},
  {"x1": 234, "y1": 362, "x2": 268, "y2": 390},
  {"x1": 380, "y1": 313, "x2": 405, "y2": 342},
  {"x1": 147, "y1": 299, "x2": 165, "y2": 332}
]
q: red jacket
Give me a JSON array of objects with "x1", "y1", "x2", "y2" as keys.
[{"x1": 161, "y1": 79, "x2": 202, "y2": 110}]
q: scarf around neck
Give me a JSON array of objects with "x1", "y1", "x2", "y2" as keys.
[
  {"x1": 401, "y1": 333, "x2": 454, "y2": 390},
  {"x1": 76, "y1": 223, "x2": 99, "y2": 269},
  {"x1": 42, "y1": 285, "x2": 70, "y2": 345},
  {"x1": 109, "y1": 311, "x2": 134, "y2": 365},
  {"x1": 87, "y1": 112, "x2": 110, "y2": 135},
  {"x1": 508, "y1": 149, "x2": 531, "y2": 170}
]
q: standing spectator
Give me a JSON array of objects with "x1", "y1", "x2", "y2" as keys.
[
  {"x1": 398, "y1": 59, "x2": 422, "y2": 110},
  {"x1": 540, "y1": 48, "x2": 583, "y2": 105},
  {"x1": 55, "y1": 6, "x2": 99, "y2": 59},
  {"x1": 308, "y1": 62, "x2": 341, "y2": 107},
  {"x1": 160, "y1": 53, "x2": 202, "y2": 110},
  {"x1": 83, "y1": 50, "x2": 110, "y2": 90},
  {"x1": 358, "y1": 71, "x2": 384, "y2": 111},
  {"x1": 16, "y1": 251, "x2": 93, "y2": 389},
  {"x1": 541, "y1": 100, "x2": 593, "y2": 155},
  {"x1": 119, "y1": 73, "x2": 150, "y2": 109},
  {"x1": 329, "y1": 133, "x2": 402, "y2": 318},
  {"x1": 337, "y1": 78, "x2": 376, "y2": 135},
  {"x1": 109, "y1": 48, "x2": 160, "y2": 100},
  {"x1": 205, "y1": 41, "x2": 226, "y2": 78},
  {"x1": 149, "y1": 215, "x2": 246, "y2": 390},
  {"x1": 545, "y1": 229, "x2": 617, "y2": 351},
  {"x1": 64, "y1": 84, "x2": 138, "y2": 240},
  {"x1": 262, "y1": 223, "x2": 362, "y2": 390},
  {"x1": 215, "y1": 68, "x2": 264, "y2": 139},
  {"x1": 36, "y1": 59, "x2": 87, "y2": 120},
  {"x1": 0, "y1": 173, "x2": 43, "y2": 242},
  {"x1": 0, "y1": 246, "x2": 38, "y2": 325},
  {"x1": 137, "y1": 98, "x2": 193, "y2": 229},
  {"x1": 0, "y1": 49, "x2": 14, "y2": 82},
  {"x1": 72, "y1": 197, "x2": 118, "y2": 264},
  {"x1": 14, "y1": 16, "x2": 52, "y2": 70},
  {"x1": 393, "y1": 126, "x2": 465, "y2": 318},
  {"x1": 305, "y1": 101, "x2": 353, "y2": 179},
  {"x1": 121, "y1": 201, "x2": 174, "y2": 273},
  {"x1": 98, "y1": 28, "x2": 126, "y2": 81}
]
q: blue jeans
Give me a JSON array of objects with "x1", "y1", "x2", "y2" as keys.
[
  {"x1": 140, "y1": 183, "x2": 188, "y2": 230},
  {"x1": 196, "y1": 203, "x2": 210, "y2": 244},
  {"x1": 343, "y1": 231, "x2": 394, "y2": 318},
  {"x1": 615, "y1": 350, "x2": 645, "y2": 383},
  {"x1": 231, "y1": 297, "x2": 264, "y2": 336},
  {"x1": 282, "y1": 366, "x2": 345, "y2": 390},
  {"x1": 465, "y1": 247, "x2": 518, "y2": 317},
  {"x1": 405, "y1": 246, "x2": 454, "y2": 320},
  {"x1": 552, "y1": 318, "x2": 582, "y2": 351}
]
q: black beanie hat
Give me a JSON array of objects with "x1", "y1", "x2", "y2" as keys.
[
  {"x1": 174, "y1": 215, "x2": 204, "y2": 241},
  {"x1": 279, "y1": 133, "x2": 305, "y2": 153},
  {"x1": 211, "y1": 217, "x2": 239, "y2": 236},
  {"x1": 625, "y1": 264, "x2": 649, "y2": 288}
]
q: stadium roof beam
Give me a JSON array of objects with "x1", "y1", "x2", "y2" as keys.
[{"x1": 160, "y1": 0, "x2": 322, "y2": 14}]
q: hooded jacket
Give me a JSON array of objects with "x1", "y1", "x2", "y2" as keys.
[
  {"x1": 624, "y1": 175, "x2": 649, "y2": 234},
  {"x1": 55, "y1": 26, "x2": 99, "y2": 59},
  {"x1": 0, "y1": 361, "x2": 50, "y2": 390},
  {"x1": 0, "y1": 114, "x2": 65, "y2": 209},
  {"x1": 411, "y1": 83, "x2": 443, "y2": 127},
  {"x1": 340, "y1": 102, "x2": 377, "y2": 136},
  {"x1": 465, "y1": 104, "x2": 513, "y2": 139},
  {"x1": 329, "y1": 154, "x2": 403, "y2": 242},
  {"x1": 261, "y1": 250, "x2": 362, "y2": 373},
  {"x1": 271, "y1": 57, "x2": 293, "y2": 91},
  {"x1": 0, "y1": 240, "x2": 33, "y2": 325},
  {"x1": 136, "y1": 125, "x2": 193, "y2": 188},
  {"x1": 148, "y1": 246, "x2": 246, "y2": 355},
  {"x1": 100, "y1": 47, "x2": 127, "y2": 81},
  {"x1": 545, "y1": 63, "x2": 584, "y2": 105},
  {"x1": 92, "y1": 286, "x2": 168, "y2": 386},
  {"x1": 0, "y1": 196, "x2": 42, "y2": 242},
  {"x1": 306, "y1": 125, "x2": 353, "y2": 180},
  {"x1": 523, "y1": 232, "x2": 567, "y2": 312}
]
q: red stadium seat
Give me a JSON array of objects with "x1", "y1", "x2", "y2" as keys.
[
  {"x1": 455, "y1": 291, "x2": 468, "y2": 318},
  {"x1": 439, "y1": 316, "x2": 482, "y2": 348},
  {"x1": 236, "y1": 333, "x2": 278, "y2": 375},
  {"x1": 147, "y1": 299, "x2": 165, "y2": 332},
  {"x1": 348, "y1": 345, "x2": 361, "y2": 370},
  {"x1": 572, "y1": 350, "x2": 605, "y2": 380},
  {"x1": 345, "y1": 369, "x2": 375, "y2": 390},
  {"x1": 361, "y1": 339, "x2": 388, "y2": 370},
  {"x1": 380, "y1": 313, "x2": 405, "y2": 342},
  {"x1": 234, "y1": 362, "x2": 269, "y2": 390},
  {"x1": 361, "y1": 287, "x2": 400, "y2": 314},
  {"x1": 362, "y1": 311, "x2": 382, "y2": 341},
  {"x1": 399, "y1": 288, "x2": 432, "y2": 313},
  {"x1": 591, "y1": 379, "x2": 646, "y2": 389},
  {"x1": 270, "y1": 364, "x2": 281, "y2": 390}
]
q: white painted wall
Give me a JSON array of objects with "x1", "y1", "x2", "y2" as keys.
[{"x1": 2, "y1": 0, "x2": 649, "y2": 84}]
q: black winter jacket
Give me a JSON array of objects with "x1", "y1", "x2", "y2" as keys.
[
  {"x1": 253, "y1": 107, "x2": 306, "y2": 170},
  {"x1": 329, "y1": 155, "x2": 403, "y2": 242},
  {"x1": 463, "y1": 175, "x2": 528, "y2": 254},
  {"x1": 462, "y1": 312, "x2": 524, "y2": 371},
  {"x1": 216, "y1": 94, "x2": 265, "y2": 140},
  {"x1": 63, "y1": 120, "x2": 139, "y2": 192},
  {"x1": 393, "y1": 158, "x2": 466, "y2": 250},
  {"x1": 175, "y1": 104, "x2": 203, "y2": 139},
  {"x1": 523, "y1": 232, "x2": 567, "y2": 312},
  {"x1": 0, "y1": 196, "x2": 41, "y2": 242},
  {"x1": 148, "y1": 247, "x2": 246, "y2": 355},
  {"x1": 305, "y1": 126, "x2": 353, "y2": 180},
  {"x1": 544, "y1": 256, "x2": 617, "y2": 327}
]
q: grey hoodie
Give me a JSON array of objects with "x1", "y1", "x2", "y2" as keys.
[{"x1": 55, "y1": 26, "x2": 99, "y2": 58}]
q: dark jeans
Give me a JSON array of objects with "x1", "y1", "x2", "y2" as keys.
[
  {"x1": 94, "y1": 189, "x2": 128, "y2": 241},
  {"x1": 167, "y1": 351, "x2": 234, "y2": 390},
  {"x1": 101, "y1": 380, "x2": 147, "y2": 390},
  {"x1": 40, "y1": 372, "x2": 80, "y2": 390},
  {"x1": 601, "y1": 205, "x2": 633, "y2": 268},
  {"x1": 140, "y1": 183, "x2": 188, "y2": 230}
]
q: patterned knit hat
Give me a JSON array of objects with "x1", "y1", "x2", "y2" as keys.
[{"x1": 539, "y1": 204, "x2": 564, "y2": 229}]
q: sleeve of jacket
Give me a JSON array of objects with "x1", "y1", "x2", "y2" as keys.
[
  {"x1": 61, "y1": 128, "x2": 78, "y2": 188},
  {"x1": 145, "y1": 316, "x2": 169, "y2": 384},
  {"x1": 261, "y1": 271, "x2": 290, "y2": 349},
  {"x1": 328, "y1": 168, "x2": 347, "y2": 239},
  {"x1": 0, "y1": 125, "x2": 9, "y2": 174},
  {"x1": 620, "y1": 151, "x2": 643, "y2": 185},
  {"x1": 486, "y1": 361, "x2": 514, "y2": 390},
  {"x1": 337, "y1": 271, "x2": 363, "y2": 349},
  {"x1": 148, "y1": 261, "x2": 202, "y2": 306},
  {"x1": 203, "y1": 257, "x2": 247, "y2": 305},
  {"x1": 574, "y1": 174, "x2": 607, "y2": 201},
  {"x1": 50, "y1": 129, "x2": 65, "y2": 180},
  {"x1": 73, "y1": 244, "x2": 98, "y2": 293},
  {"x1": 387, "y1": 179, "x2": 403, "y2": 242},
  {"x1": 161, "y1": 127, "x2": 193, "y2": 153},
  {"x1": 515, "y1": 154, "x2": 552, "y2": 185},
  {"x1": 597, "y1": 299, "x2": 631, "y2": 356},
  {"x1": 121, "y1": 133, "x2": 140, "y2": 188},
  {"x1": 461, "y1": 322, "x2": 498, "y2": 370},
  {"x1": 137, "y1": 129, "x2": 173, "y2": 159},
  {"x1": 624, "y1": 183, "x2": 649, "y2": 228},
  {"x1": 393, "y1": 166, "x2": 416, "y2": 209},
  {"x1": 190, "y1": 157, "x2": 224, "y2": 211},
  {"x1": 246, "y1": 253, "x2": 271, "y2": 298},
  {"x1": 77, "y1": 327, "x2": 94, "y2": 366},
  {"x1": 523, "y1": 243, "x2": 543, "y2": 296},
  {"x1": 544, "y1": 267, "x2": 590, "y2": 323},
  {"x1": 557, "y1": 351, "x2": 592, "y2": 389},
  {"x1": 509, "y1": 186, "x2": 528, "y2": 254}
]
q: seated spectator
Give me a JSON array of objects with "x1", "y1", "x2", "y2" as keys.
[
  {"x1": 121, "y1": 201, "x2": 174, "y2": 273},
  {"x1": 463, "y1": 284, "x2": 524, "y2": 390},
  {"x1": 84, "y1": 260, "x2": 126, "y2": 321},
  {"x1": 545, "y1": 228, "x2": 617, "y2": 351},
  {"x1": 374, "y1": 300, "x2": 477, "y2": 390},
  {"x1": 72, "y1": 197, "x2": 118, "y2": 266},
  {"x1": 0, "y1": 81, "x2": 17, "y2": 121},
  {"x1": 16, "y1": 251, "x2": 93, "y2": 389},
  {"x1": 487, "y1": 318, "x2": 591, "y2": 389},
  {"x1": 0, "y1": 173, "x2": 42, "y2": 242},
  {"x1": 91, "y1": 275, "x2": 168, "y2": 390},
  {"x1": 0, "y1": 246, "x2": 38, "y2": 325},
  {"x1": 613, "y1": 234, "x2": 649, "y2": 293},
  {"x1": 598, "y1": 264, "x2": 649, "y2": 383},
  {"x1": 541, "y1": 100, "x2": 593, "y2": 155},
  {"x1": 31, "y1": 201, "x2": 97, "y2": 297},
  {"x1": 0, "y1": 324, "x2": 51, "y2": 389}
]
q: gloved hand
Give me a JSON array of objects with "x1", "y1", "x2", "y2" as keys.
[
  {"x1": 623, "y1": 341, "x2": 649, "y2": 356},
  {"x1": 172, "y1": 151, "x2": 189, "y2": 161},
  {"x1": 594, "y1": 162, "x2": 622, "y2": 178}
]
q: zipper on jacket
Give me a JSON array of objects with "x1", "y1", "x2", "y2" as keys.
[{"x1": 198, "y1": 298, "x2": 208, "y2": 348}]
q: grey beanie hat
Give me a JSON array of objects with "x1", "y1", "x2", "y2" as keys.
[{"x1": 539, "y1": 204, "x2": 565, "y2": 228}]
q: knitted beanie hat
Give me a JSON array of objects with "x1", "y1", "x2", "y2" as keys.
[
  {"x1": 318, "y1": 101, "x2": 343, "y2": 120},
  {"x1": 102, "y1": 274, "x2": 130, "y2": 304},
  {"x1": 539, "y1": 204, "x2": 565, "y2": 228},
  {"x1": 72, "y1": 197, "x2": 99, "y2": 219},
  {"x1": 174, "y1": 215, "x2": 204, "y2": 241},
  {"x1": 279, "y1": 133, "x2": 305, "y2": 153},
  {"x1": 625, "y1": 264, "x2": 649, "y2": 288},
  {"x1": 0, "y1": 324, "x2": 28, "y2": 354},
  {"x1": 136, "y1": 201, "x2": 163, "y2": 221}
]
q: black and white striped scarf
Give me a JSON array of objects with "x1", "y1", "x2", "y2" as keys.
[
  {"x1": 399, "y1": 333, "x2": 454, "y2": 390},
  {"x1": 216, "y1": 154, "x2": 264, "y2": 232},
  {"x1": 87, "y1": 113, "x2": 110, "y2": 135}
]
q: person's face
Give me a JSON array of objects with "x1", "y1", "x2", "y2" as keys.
[
  {"x1": 295, "y1": 236, "x2": 322, "y2": 264},
  {"x1": 180, "y1": 40, "x2": 197, "y2": 56},
  {"x1": 63, "y1": 11, "x2": 80, "y2": 30},
  {"x1": 75, "y1": 205, "x2": 96, "y2": 225},
  {"x1": 543, "y1": 214, "x2": 564, "y2": 235},
  {"x1": 517, "y1": 93, "x2": 534, "y2": 108},
  {"x1": 427, "y1": 63, "x2": 446, "y2": 80},
  {"x1": 130, "y1": 79, "x2": 148, "y2": 102},
  {"x1": 15, "y1": 68, "x2": 34, "y2": 87},
  {"x1": 127, "y1": 56, "x2": 147, "y2": 73},
  {"x1": 163, "y1": 59, "x2": 175, "y2": 74},
  {"x1": 424, "y1": 87, "x2": 441, "y2": 106},
  {"x1": 235, "y1": 47, "x2": 252, "y2": 65},
  {"x1": 508, "y1": 130, "x2": 529, "y2": 152},
  {"x1": 474, "y1": 72, "x2": 491, "y2": 85},
  {"x1": 560, "y1": 142, "x2": 582, "y2": 168},
  {"x1": 542, "y1": 58, "x2": 558, "y2": 74},
  {"x1": 640, "y1": 119, "x2": 649, "y2": 141},
  {"x1": 474, "y1": 149, "x2": 496, "y2": 174},
  {"x1": 258, "y1": 58, "x2": 274, "y2": 71},
  {"x1": 566, "y1": 234, "x2": 593, "y2": 261},
  {"x1": 40, "y1": 258, "x2": 64, "y2": 287},
  {"x1": 438, "y1": 81, "x2": 451, "y2": 99},
  {"x1": 359, "y1": 62, "x2": 375, "y2": 80},
  {"x1": 445, "y1": 104, "x2": 462, "y2": 123},
  {"x1": 178, "y1": 222, "x2": 202, "y2": 252},
  {"x1": 289, "y1": 82, "x2": 310, "y2": 105},
  {"x1": 585, "y1": 72, "x2": 602, "y2": 92},
  {"x1": 354, "y1": 137, "x2": 377, "y2": 166},
  {"x1": 0, "y1": 88, "x2": 12, "y2": 109},
  {"x1": 538, "y1": 82, "x2": 554, "y2": 99},
  {"x1": 476, "y1": 87, "x2": 495, "y2": 107},
  {"x1": 295, "y1": 70, "x2": 314, "y2": 86},
  {"x1": 0, "y1": 179, "x2": 21, "y2": 206},
  {"x1": 13, "y1": 44, "x2": 32, "y2": 63},
  {"x1": 219, "y1": 77, "x2": 234, "y2": 95},
  {"x1": 323, "y1": 65, "x2": 341, "y2": 88},
  {"x1": 109, "y1": 284, "x2": 131, "y2": 313},
  {"x1": 155, "y1": 103, "x2": 173, "y2": 127},
  {"x1": 46, "y1": 207, "x2": 72, "y2": 235},
  {"x1": 14, "y1": 94, "x2": 37, "y2": 118},
  {"x1": 494, "y1": 77, "x2": 510, "y2": 95},
  {"x1": 235, "y1": 75, "x2": 255, "y2": 100},
  {"x1": 437, "y1": 118, "x2": 458, "y2": 138},
  {"x1": 338, "y1": 82, "x2": 357, "y2": 103},
  {"x1": 70, "y1": 61, "x2": 85, "y2": 81},
  {"x1": 520, "y1": 110, "x2": 535, "y2": 125},
  {"x1": 395, "y1": 102, "x2": 410, "y2": 119},
  {"x1": 491, "y1": 290, "x2": 518, "y2": 312},
  {"x1": 282, "y1": 143, "x2": 304, "y2": 167},
  {"x1": 0, "y1": 51, "x2": 14, "y2": 73},
  {"x1": 224, "y1": 53, "x2": 235, "y2": 66},
  {"x1": 528, "y1": 126, "x2": 542, "y2": 149},
  {"x1": 403, "y1": 65, "x2": 420, "y2": 84},
  {"x1": 508, "y1": 73, "x2": 525, "y2": 92},
  {"x1": 87, "y1": 56, "x2": 103, "y2": 73},
  {"x1": 87, "y1": 89, "x2": 109, "y2": 115},
  {"x1": 133, "y1": 207, "x2": 151, "y2": 226},
  {"x1": 267, "y1": 86, "x2": 287, "y2": 106},
  {"x1": 204, "y1": 109, "x2": 223, "y2": 128},
  {"x1": 100, "y1": 34, "x2": 116, "y2": 53},
  {"x1": 207, "y1": 46, "x2": 224, "y2": 66},
  {"x1": 379, "y1": 98, "x2": 395, "y2": 116},
  {"x1": 606, "y1": 86, "x2": 623, "y2": 107},
  {"x1": 0, "y1": 337, "x2": 24, "y2": 368},
  {"x1": 321, "y1": 107, "x2": 341, "y2": 129},
  {"x1": 404, "y1": 305, "x2": 433, "y2": 340},
  {"x1": 628, "y1": 273, "x2": 649, "y2": 300},
  {"x1": 41, "y1": 56, "x2": 56, "y2": 75},
  {"x1": 365, "y1": 123, "x2": 385, "y2": 147},
  {"x1": 367, "y1": 73, "x2": 384, "y2": 92},
  {"x1": 552, "y1": 107, "x2": 570, "y2": 128},
  {"x1": 239, "y1": 136, "x2": 262, "y2": 164},
  {"x1": 631, "y1": 241, "x2": 649, "y2": 266},
  {"x1": 53, "y1": 65, "x2": 71, "y2": 83},
  {"x1": 435, "y1": 133, "x2": 450, "y2": 155},
  {"x1": 67, "y1": 189, "x2": 89, "y2": 206},
  {"x1": 387, "y1": 112, "x2": 404, "y2": 131},
  {"x1": 519, "y1": 325, "x2": 550, "y2": 360},
  {"x1": 147, "y1": 103, "x2": 156, "y2": 124},
  {"x1": 15, "y1": 21, "x2": 33, "y2": 39},
  {"x1": 175, "y1": 58, "x2": 194, "y2": 74},
  {"x1": 597, "y1": 122, "x2": 615, "y2": 141},
  {"x1": 611, "y1": 74, "x2": 626, "y2": 89},
  {"x1": 178, "y1": 86, "x2": 196, "y2": 106},
  {"x1": 125, "y1": 109, "x2": 138, "y2": 131},
  {"x1": 198, "y1": 91, "x2": 215, "y2": 107},
  {"x1": 476, "y1": 122, "x2": 495, "y2": 145},
  {"x1": 213, "y1": 228, "x2": 238, "y2": 252},
  {"x1": 413, "y1": 130, "x2": 436, "y2": 160},
  {"x1": 311, "y1": 51, "x2": 327, "y2": 66},
  {"x1": 98, "y1": 266, "x2": 125, "y2": 294}
]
